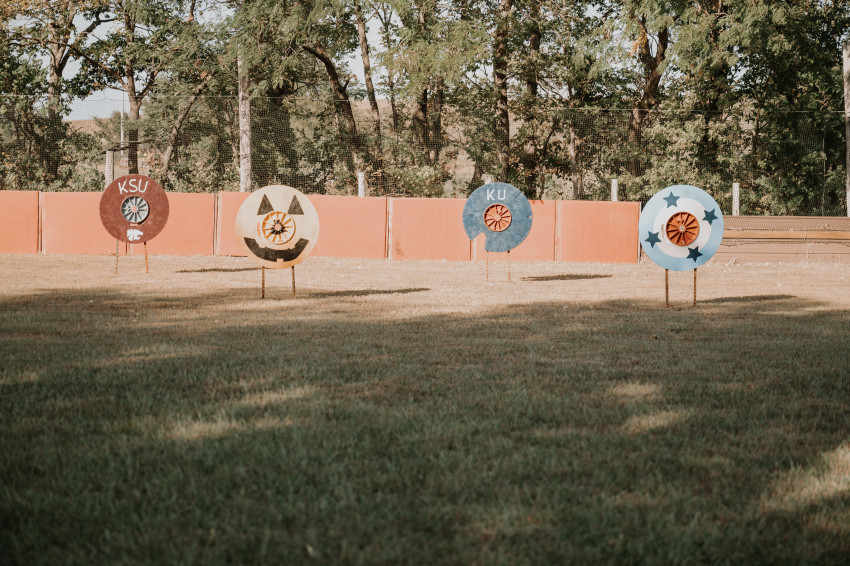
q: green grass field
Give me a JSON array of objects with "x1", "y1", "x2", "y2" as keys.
[{"x1": 1, "y1": 255, "x2": 849, "y2": 564}]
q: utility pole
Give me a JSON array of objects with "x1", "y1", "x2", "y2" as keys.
[{"x1": 844, "y1": 40, "x2": 849, "y2": 217}]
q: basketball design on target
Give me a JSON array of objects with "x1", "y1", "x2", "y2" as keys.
[
  {"x1": 235, "y1": 185, "x2": 319, "y2": 269},
  {"x1": 100, "y1": 174, "x2": 169, "y2": 243},
  {"x1": 463, "y1": 182, "x2": 533, "y2": 252},
  {"x1": 639, "y1": 184, "x2": 724, "y2": 271}
]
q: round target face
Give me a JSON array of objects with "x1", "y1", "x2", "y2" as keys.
[
  {"x1": 463, "y1": 183, "x2": 533, "y2": 253},
  {"x1": 235, "y1": 185, "x2": 319, "y2": 269},
  {"x1": 639, "y1": 185, "x2": 724, "y2": 271},
  {"x1": 100, "y1": 174, "x2": 169, "y2": 243}
]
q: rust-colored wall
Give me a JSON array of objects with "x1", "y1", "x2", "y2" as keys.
[
  {"x1": 19, "y1": 191, "x2": 645, "y2": 264},
  {"x1": 390, "y1": 198, "x2": 471, "y2": 261},
  {"x1": 310, "y1": 195, "x2": 387, "y2": 259},
  {"x1": 472, "y1": 199, "x2": 557, "y2": 261},
  {"x1": 128, "y1": 193, "x2": 216, "y2": 256},
  {"x1": 559, "y1": 201, "x2": 640, "y2": 263},
  {"x1": 216, "y1": 191, "x2": 250, "y2": 256},
  {"x1": 42, "y1": 192, "x2": 123, "y2": 255},
  {"x1": 0, "y1": 191, "x2": 40, "y2": 253}
]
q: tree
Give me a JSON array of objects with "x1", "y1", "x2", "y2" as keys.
[{"x1": 72, "y1": 0, "x2": 200, "y2": 175}]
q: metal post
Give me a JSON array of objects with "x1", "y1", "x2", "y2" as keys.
[
  {"x1": 693, "y1": 268, "x2": 697, "y2": 306},
  {"x1": 665, "y1": 269, "x2": 669, "y2": 307},
  {"x1": 611, "y1": 178, "x2": 619, "y2": 202},
  {"x1": 105, "y1": 150, "x2": 115, "y2": 187},
  {"x1": 732, "y1": 182, "x2": 740, "y2": 216},
  {"x1": 261, "y1": 267, "x2": 265, "y2": 299},
  {"x1": 291, "y1": 266, "x2": 296, "y2": 299},
  {"x1": 357, "y1": 171, "x2": 366, "y2": 197},
  {"x1": 507, "y1": 249, "x2": 511, "y2": 282},
  {"x1": 486, "y1": 251, "x2": 489, "y2": 282},
  {"x1": 115, "y1": 239, "x2": 119, "y2": 275},
  {"x1": 843, "y1": 40, "x2": 850, "y2": 217},
  {"x1": 144, "y1": 241, "x2": 149, "y2": 274}
]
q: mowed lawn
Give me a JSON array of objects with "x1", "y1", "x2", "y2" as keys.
[{"x1": 1, "y1": 254, "x2": 849, "y2": 565}]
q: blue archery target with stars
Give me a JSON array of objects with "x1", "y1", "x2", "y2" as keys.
[
  {"x1": 639, "y1": 185, "x2": 724, "y2": 271},
  {"x1": 463, "y1": 182, "x2": 533, "y2": 253}
]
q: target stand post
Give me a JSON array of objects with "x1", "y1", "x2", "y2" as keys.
[
  {"x1": 291, "y1": 266, "x2": 297, "y2": 299},
  {"x1": 693, "y1": 268, "x2": 698, "y2": 306},
  {"x1": 115, "y1": 239, "x2": 120, "y2": 275},
  {"x1": 261, "y1": 267, "x2": 266, "y2": 299},
  {"x1": 144, "y1": 241, "x2": 149, "y2": 274},
  {"x1": 662, "y1": 268, "x2": 699, "y2": 307}
]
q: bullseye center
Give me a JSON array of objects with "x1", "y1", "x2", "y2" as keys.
[
  {"x1": 665, "y1": 211, "x2": 700, "y2": 246},
  {"x1": 483, "y1": 204, "x2": 512, "y2": 232}
]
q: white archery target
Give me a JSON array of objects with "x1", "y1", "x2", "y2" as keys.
[
  {"x1": 235, "y1": 185, "x2": 320, "y2": 269},
  {"x1": 639, "y1": 185, "x2": 724, "y2": 271}
]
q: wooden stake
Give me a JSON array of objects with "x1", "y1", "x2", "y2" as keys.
[
  {"x1": 114, "y1": 239, "x2": 119, "y2": 275},
  {"x1": 291, "y1": 266, "x2": 296, "y2": 299},
  {"x1": 693, "y1": 268, "x2": 698, "y2": 306},
  {"x1": 507, "y1": 249, "x2": 511, "y2": 282},
  {"x1": 665, "y1": 269, "x2": 670, "y2": 307},
  {"x1": 144, "y1": 241, "x2": 149, "y2": 274},
  {"x1": 261, "y1": 267, "x2": 265, "y2": 299}
]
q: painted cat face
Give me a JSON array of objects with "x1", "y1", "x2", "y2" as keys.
[{"x1": 235, "y1": 185, "x2": 320, "y2": 268}]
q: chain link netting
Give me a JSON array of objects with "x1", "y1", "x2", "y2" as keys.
[{"x1": 2, "y1": 93, "x2": 847, "y2": 217}]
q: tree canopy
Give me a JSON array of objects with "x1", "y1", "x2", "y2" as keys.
[{"x1": 1, "y1": 0, "x2": 848, "y2": 214}]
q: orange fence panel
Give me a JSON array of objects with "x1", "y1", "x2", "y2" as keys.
[
  {"x1": 216, "y1": 191, "x2": 251, "y2": 256},
  {"x1": 41, "y1": 192, "x2": 122, "y2": 255},
  {"x1": 128, "y1": 193, "x2": 216, "y2": 256},
  {"x1": 559, "y1": 201, "x2": 640, "y2": 263},
  {"x1": 310, "y1": 195, "x2": 387, "y2": 259},
  {"x1": 0, "y1": 191, "x2": 40, "y2": 254},
  {"x1": 390, "y1": 198, "x2": 470, "y2": 261},
  {"x1": 472, "y1": 199, "x2": 556, "y2": 261}
]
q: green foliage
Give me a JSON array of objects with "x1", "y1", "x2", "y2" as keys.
[{"x1": 0, "y1": 0, "x2": 847, "y2": 215}]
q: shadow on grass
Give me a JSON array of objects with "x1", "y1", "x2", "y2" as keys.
[
  {"x1": 303, "y1": 287, "x2": 429, "y2": 299},
  {"x1": 521, "y1": 274, "x2": 612, "y2": 282},
  {"x1": 701, "y1": 294, "x2": 797, "y2": 304},
  {"x1": 1, "y1": 288, "x2": 849, "y2": 564},
  {"x1": 177, "y1": 267, "x2": 259, "y2": 273}
]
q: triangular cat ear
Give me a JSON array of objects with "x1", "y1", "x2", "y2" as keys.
[
  {"x1": 288, "y1": 195, "x2": 304, "y2": 215},
  {"x1": 257, "y1": 194, "x2": 274, "y2": 215}
]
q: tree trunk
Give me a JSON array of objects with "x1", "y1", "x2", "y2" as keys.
[
  {"x1": 493, "y1": 0, "x2": 512, "y2": 181},
  {"x1": 126, "y1": 94, "x2": 142, "y2": 175},
  {"x1": 625, "y1": 20, "x2": 668, "y2": 181},
  {"x1": 520, "y1": 0, "x2": 541, "y2": 194},
  {"x1": 568, "y1": 122, "x2": 583, "y2": 199},
  {"x1": 238, "y1": 53, "x2": 252, "y2": 192},
  {"x1": 160, "y1": 73, "x2": 212, "y2": 179},
  {"x1": 354, "y1": 0, "x2": 384, "y2": 192},
  {"x1": 302, "y1": 41, "x2": 363, "y2": 187},
  {"x1": 430, "y1": 75, "x2": 444, "y2": 165},
  {"x1": 412, "y1": 88, "x2": 430, "y2": 165},
  {"x1": 843, "y1": 40, "x2": 849, "y2": 217}
]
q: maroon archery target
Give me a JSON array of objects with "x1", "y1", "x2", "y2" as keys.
[{"x1": 100, "y1": 174, "x2": 169, "y2": 243}]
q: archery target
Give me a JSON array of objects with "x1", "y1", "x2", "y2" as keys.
[
  {"x1": 639, "y1": 185, "x2": 724, "y2": 271},
  {"x1": 100, "y1": 174, "x2": 169, "y2": 243},
  {"x1": 235, "y1": 185, "x2": 319, "y2": 269},
  {"x1": 463, "y1": 182, "x2": 533, "y2": 253}
]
